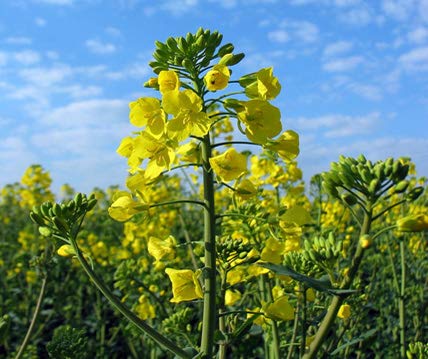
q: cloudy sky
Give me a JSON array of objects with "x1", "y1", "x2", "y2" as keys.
[{"x1": 1, "y1": 0, "x2": 427, "y2": 194}]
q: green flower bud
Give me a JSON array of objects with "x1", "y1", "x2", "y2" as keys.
[
  {"x1": 341, "y1": 193, "x2": 358, "y2": 206},
  {"x1": 406, "y1": 187, "x2": 424, "y2": 201},
  {"x1": 39, "y1": 226, "x2": 52, "y2": 237},
  {"x1": 30, "y1": 212, "x2": 46, "y2": 226},
  {"x1": 397, "y1": 214, "x2": 428, "y2": 232},
  {"x1": 53, "y1": 216, "x2": 69, "y2": 233},
  {"x1": 218, "y1": 43, "x2": 234, "y2": 57},
  {"x1": 393, "y1": 180, "x2": 409, "y2": 193}
]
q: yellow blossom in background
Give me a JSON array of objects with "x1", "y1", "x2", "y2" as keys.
[
  {"x1": 148, "y1": 235, "x2": 176, "y2": 263},
  {"x1": 235, "y1": 179, "x2": 257, "y2": 200},
  {"x1": 163, "y1": 90, "x2": 211, "y2": 140},
  {"x1": 226, "y1": 266, "x2": 247, "y2": 285},
  {"x1": 204, "y1": 64, "x2": 230, "y2": 91},
  {"x1": 135, "y1": 295, "x2": 156, "y2": 320},
  {"x1": 165, "y1": 268, "x2": 203, "y2": 303},
  {"x1": 25, "y1": 270, "x2": 38, "y2": 284},
  {"x1": 225, "y1": 289, "x2": 242, "y2": 306},
  {"x1": 158, "y1": 70, "x2": 179, "y2": 94},
  {"x1": 177, "y1": 141, "x2": 201, "y2": 163},
  {"x1": 265, "y1": 130, "x2": 300, "y2": 162},
  {"x1": 280, "y1": 205, "x2": 312, "y2": 226},
  {"x1": 396, "y1": 214, "x2": 428, "y2": 232},
  {"x1": 237, "y1": 100, "x2": 282, "y2": 144},
  {"x1": 284, "y1": 236, "x2": 301, "y2": 252},
  {"x1": 108, "y1": 191, "x2": 148, "y2": 222},
  {"x1": 261, "y1": 237, "x2": 285, "y2": 264},
  {"x1": 263, "y1": 296, "x2": 294, "y2": 321},
  {"x1": 209, "y1": 148, "x2": 247, "y2": 182},
  {"x1": 337, "y1": 304, "x2": 351, "y2": 319},
  {"x1": 129, "y1": 97, "x2": 166, "y2": 137}
]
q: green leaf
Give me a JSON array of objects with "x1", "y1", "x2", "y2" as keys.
[
  {"x1": 258, "y1": 263, "x2": 357, "y2": 296},
  {"x1": 330, "y1": 328, "x2": 377, "y2": 355}
]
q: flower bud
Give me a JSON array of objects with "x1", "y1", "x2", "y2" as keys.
[
  {"x1": 341, "y1": 193, "x2": 358, "y2": 206},
  {"x1": 396, "y1": 214, "x2": 428, "y2": 232},
  {"x1": 406, "y1": 187, "x2": 424, "y2": 201},
  {"x1": 359, "y1": 235, "x2": 372, "y2": 249},
  {"x1": 393, "y1": 180, "x2": 409, "y2": 193}
]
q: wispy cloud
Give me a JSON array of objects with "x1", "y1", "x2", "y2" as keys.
[
  {"x1": 268, "y1": 30, "x2": 289, "y2": 43},
  {"x1": 85, "y1": 39, "x2": 116, "y2": 55},
  {"x1": 399, "y1": 46, "x2": 428, "y2": 71},
  {"x1": 4, "y1": 37, "x2": 32, "y2": 45},
  {"x1": 35, "y1": 17, "x2": 47, "y2": 27},
  {"x1": 381, "y1": 0, "x2": 415, "y2": 21},
  {"x1": 323, "y1": 41, "x2": 353, "y2": 57},
  {"x1": 322, "y1": 55, "x2": 364, "y2": 72},
  {"x1": 292, "y1": 112, "x2": 381, "y2": 138},
  {"x1": 33, "y1": 0, "x2": 73, "y2": 5},
  {"x1": 268, "y1": 19, "x2": 319, "y2": 45},
  {"x1": 408, "y1": 27, "x2": 428, "y2": 44}
]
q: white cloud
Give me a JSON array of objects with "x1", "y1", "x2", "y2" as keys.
[
  {"x1": 14, "y1": 50, "x2": 41, "y2": 65},
  {"x1": 292, "y1": 112, "x2": 381, "y2": 138},
  {"x1": 323, "y1": 41, "x2": 353, "y2": 57},
  {"x1": 348, "y1": 83, "x2": 382, "y2": 101},
  {"x1": 35, "y1": 17, "x2": 47, "y2": 27},
  {"x1": 421, "y1": 0, "x2": 428, "y2": 22},
  {"x1": 269, "y1": 20, "x2": 319, "y2": 44},
  {"x1": 0, "y1": 52, "x2": 7, "y2": 66},
  {"x1": 338, "y1": 6, "x2": 372, "y2": 25},
  {"x1": 105, "y1": 26, "x2": 121, "y2": 37},
  {"x1": 5, "y1": 37, "x2": 32, "y2": 45},
  {"x1": 322, "y1": 55, "x2": 363, "y2": 72},
  {"x1": 399, "y1": 46, "x2": 428, "y2": 71},
  {"x1": 18, "y1": 65, "x2": 72, "y2": 86},
  {"x1": 160, "y1": 0, "x2": 198, "y2": 15},
  {"x1": 85, "y1": 39, "x2": 116, "y2": 55},
  {"x1": 382, "y1": 0, "x2": 415, "y2": 21},
  {"x1": 408, "y1": 27, "x2": 428, "y2": 44},
  {"x1": 268, "y1": 30, "x2": 289, "y2": 43}
]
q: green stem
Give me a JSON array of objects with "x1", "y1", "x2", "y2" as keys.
[
  {"x1": 15, "y1": 276, "x2": 48, "y2": 359},
  {"x1": 69, "y1": 239, "x2": 191, "y2": 359},
  {"x1": 200, "y1": 132, "x2": 217, "y2": 358},
  {"x1": 265, "y1": 276, "x2": 280, "y2": 359},
  {"x1": 303, "y1": 207, "x2": 373, "y2": 359},
  {"x1": 399, "y1": 237, "x2": 406, "y2": 359},
  {"x1": 149, "y1": 199, "x2": 207, "y2": 210}
]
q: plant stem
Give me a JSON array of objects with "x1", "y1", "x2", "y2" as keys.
[
  {"x1": 15, "y1": 275, "x2": 48, "y2": 359},
  {"x1": 265, "y1": 275, "x2": 281, "y2": 359},
  {"x1": 303, "y1": 207, "x2": 372, "y2": 359},
  {"x1": 399, "y1": 237, "x2": 406, "y2": 359},
  {"x1": 69, "y1": 238, "x2": 191, "y2": 359},
  {"x1": 199, "y1": 132, "x2": 217, "y2": 358}
]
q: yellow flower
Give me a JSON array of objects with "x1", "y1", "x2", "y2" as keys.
[
  {"x1": 108, "y1": 191, "x2": 148, "y2": 222},
  {"x1": 237, "y1": 100, "x2": 282, "y2": 144},
  {"x1": 263, "y1": 296, "x2": 294, "y2": 321},
  {"x1": 158, "y1": 70, "x2": 179, "y2": 94},
  {"x1": 225, "y1": 289, "x2": 242, "y2": 306},
  {"x1": 235, "y1": 179, "x2": 257, "y2": 199},
  {"x1": 132, "y1": 131, "x2": 177, "y2": 178},
  {"x1": 337, "y1": 304, "x2": 351, "y2": 319},
  {"x1": 165, "y1": 268, "x2": 203, "y2": 303},
  {"x1": 148, "y1": 235, "x2": 176, "y2": 263},
  {"x1": 163, "y1": 90, "x2": 211, "y2": 141},
  {"x1": 244, "y1": 67, "x2": 281, "y2": 100},
  {"x1": 265, "y1": 130, "x2": 299, "y2": 162},
  {"x1": 204, "y1": 64, "x2": 230, "y2": 91},
  {"x1": 25, "y1": 270, "x2": 38, "y2": 284},
  {"x1": 57, "y1": 244, "x2": 75, "y2": 257},
  {"x1": 135, "y1": 295, "x2": 156, "y2": 320},
  {"x1": 129, "y1": 97, "x2": 166, "y2": 137},
  {"x1": 209, "y1": 148, "x2": 247, "y2": 182},
  {"x1": 261, "y1": 237, "x2": 285, "y2": 264},
  {"x1": 396, "y1": 214, "x2": 428, "y2": 232}
]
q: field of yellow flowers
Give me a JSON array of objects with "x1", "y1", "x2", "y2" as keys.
[{"x1": 1, "y1": 28, "x2": 427, "y2": 359}]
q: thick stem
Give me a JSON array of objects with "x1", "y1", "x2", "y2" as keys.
[
  {"x1": 15, "y1": 276, "x2": 48, "y2": 359},
  {"x1": 200, "y1": 133, "x2": 217, "y2": 358},
  {"x1": 303, "y1": 208, "x2": 372, "y2": 359},
  {"x1": 69, "y1": 240, "x2": 191, "y2": 359},
  {"x1": 265, "y1": 276, "x2": 281, "y2": 359},
  {"x1": 399, "y1": 238, "x2": 406, "y2": 359}
]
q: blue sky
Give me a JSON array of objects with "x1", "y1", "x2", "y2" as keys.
[{"x1": 1, "y1": 0, "x2": 427, "y2": 194}]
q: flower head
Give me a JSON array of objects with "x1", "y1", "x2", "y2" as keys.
[
  {"x1": 165, "y1": 268, "x2": 203, "y2": 303},
  {"x1": 129, "y1": 97, "x2": 166, "y2": 137},
  {"x1": 237, "y1": 100, "x2": 282, "y2": 144},
  {"x1": 204, "y1": 64, "x2": 230, "y2": 91},
  {"x1": 244, "y1": 67, "x2": 281, "y2": 100},
  {"x1": 158, "y1": 70, "x2": 179, "y2": 94},
  {"x1": 337, "y1": 304, "x2": 351, "y2": 319},
  {"x1": 265, "y1": 130, "x2": 299, "y2": 162},
  {"x1": 108, "y1": 191, "x2": 148, "y2": 222},
  {"x1": 263, "y1": 296, "x2": 294, "y2": 321},
  {"x1": 209, "y1": 148, "x2": 247, "y2": 182}
]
